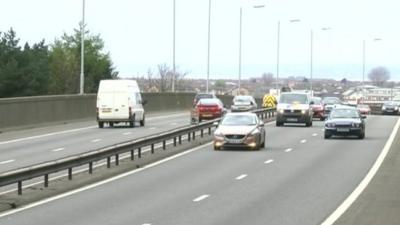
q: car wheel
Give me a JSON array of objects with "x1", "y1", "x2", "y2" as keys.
[
  {"x1": 109, "y1": 122, "x2": 114, "y2": 127},
  {"x1": 213, "y1": 145, "x2": 220, "y2": 151},
  {"x1": 324, "y1": 132, "x2": 331, "y2": 139},
  {"x1": 98, "y1": 122, "x2": 104, "y2": 128},
  {"x1": 358, "y1": 131, "x2": 365, "y2": 139},
  {"x1": 276, "y1": 121, "x2": 283, "y2": 127},
  {"x1": 320, "y1": 117, "x2": 325, "y2": 121},
  {"x1": 260, "y1": 140, "x2": 265, "y2": 148},
  {"x1": 140, "y1": 114, "x2": 145, "y2": 127},
  {"x1": 198, "y1": 117, "x2": 202, "y2": 123},
  {"x1": 130, "y1": 115, "x2": 135, "y2": 128}
]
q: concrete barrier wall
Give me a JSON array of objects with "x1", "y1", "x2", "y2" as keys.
[{"x1": 0, "y1": 93, "x2": 247, "y2": 131}]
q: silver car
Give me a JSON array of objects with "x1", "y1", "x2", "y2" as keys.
[
  {"x1": 231, "y1": 95, "x2": 258, "y2": 112},
  {"x1": 213, "y1": 112, "x2": 265, "y2": 150}
]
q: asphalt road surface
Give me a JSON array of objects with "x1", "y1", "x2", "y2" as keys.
[
  {"x1": 0, "y1": 111, "x2": 189, "y2": 172},
  {"x1": 0, "y1": 115, "x2": 398, "y2": 225}
]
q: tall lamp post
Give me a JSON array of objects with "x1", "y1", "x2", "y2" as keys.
[
  {"x1": 206, "y1": 0, "x2": 212, "y2": 93},
  {"x1": 172, "y1": 0, "x2": 176, "y2": 92},
  {"x1": 80, "y1": 0, "x2": 85, "y2": 95}
]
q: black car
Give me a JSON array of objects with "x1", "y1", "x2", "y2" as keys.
[
  {"x1": 324, "y1": 106, "x2": 366, "y2": 139},
  {"x1": 381, "y1": 101, "x2": 400, "y2": 115},
  {"x1": 322, "y1": 97, "x2": 342, "y2": 116}
]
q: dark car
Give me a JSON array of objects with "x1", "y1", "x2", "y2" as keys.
[
  {"x1": 322, "y1": 97, "x2": 342, "y2": 116},
  {"x1": 381, "y1": 101, "x2": 400, "y2": 115},
  {"x1": 191, "y1": 98, "x2": 226, "y2": 124},
  {"x1": 193, "y1": 93, "x2": 217, "y2": 107},
  {"x1": 324, "y1": 106, "x2": 366, "y2": 139},
  {"x1": 311, "y1": 97, "x2": 324, "y2": 120}
]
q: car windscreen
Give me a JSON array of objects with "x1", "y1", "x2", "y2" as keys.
[
  {"x1": 323, "y1": 97, "x2": 341, "y2": 104},
  {"x1": 330, "y1": 109, "x2": 359, "y2": 118},
  {"x1": 311, "y1": 97, "x2": 321, "y2": 104},
  {"x1": 197, "y1": 99, "x2": 220, "y2": 106},
  {"x1": 221, "y1": 115, "x2": 257, "y2": 126},
  {"x1": 279, "y1": 94, "x2": 308, "y2": 104},
  {"x1": 384, "y1": 101, "x2": 400, "y2": 106},
  {"x1": 196, "y1": 94, "x2": 213, "y2": 100},
  {"x1": 234, "y1": 96, "x2": 252, "y2": 102},
  {"x1": 357, "y1": 105, "x2": 370, "y2": 109}
]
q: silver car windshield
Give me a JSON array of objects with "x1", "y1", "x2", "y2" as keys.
[
  {"x1": 279, "y1": 94, "x2": 308, "y2": 104},
  {"x1": 221, "y1": 115, "x2": 257, "y2": 126},
  {"x1": 330, "y1": 109, "x2": 359, "y2": 119}
]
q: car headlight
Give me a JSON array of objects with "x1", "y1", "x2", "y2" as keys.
[
  {"x1": 382, "y1": 106, "x2": 386, "y2": 110},
  {"x1": 395, "y1": 107, "x2": 399, "y2": 110},
  {"x1": 214, "y1": 130, "x2": 224, "y2": 138},
  {"x1": 325, "y1": 123, "x2": 334, "y2": 127},
  {"x1": 301, "y1": 109, "x2": 307, "y2": 114},
  {"x1": 352, "y1": 122, "x2": 361, "y2": 128},
  {"x1": 278, "y1": 109, "x2": 284, "y2": 114},
  {"x1": 250, "y1": 129, "x2": 260, "y2": 135}
]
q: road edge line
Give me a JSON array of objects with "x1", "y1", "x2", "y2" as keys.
[{"x1": 321, "y1": 118, "x2": 400, "y2": 225}]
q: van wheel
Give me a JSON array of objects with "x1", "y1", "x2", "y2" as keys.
[
  {"x1": 98, "y1": 122, "x2": 104, "y2": 128},
  {"x1": 140, "y1": 114, "x2": 145, "y2": 127},
  {"x1": 109, "y1": 122, "x2": 114, "y2": 127},
  {"x1": 130, "y1": 115, "x2": 135, "y2": 128}
]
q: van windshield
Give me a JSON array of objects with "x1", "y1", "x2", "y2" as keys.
[{"x1": 279, "y1": 94, "x2": 308, "y2": 104}]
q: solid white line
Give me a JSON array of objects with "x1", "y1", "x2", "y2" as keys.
[
  {"x1": 142, "y1": 224, "x2": 151, "y2": 225},
  {"x1": 0, "y1": 112, "x2": 187, "y2": 146},
  {"x1": 0, "y1": 159, "x2": 15, "y2": 165},
  {"x1": 193, "y1": 195, "x2": 210, "y2": 202},
  {"x1": 122, "y1": 132, "x2": 132, "y2": 135},
  {"x1": 312, "y1": 133, "x2": 318, "y2": 137},
  {"x1": 0, "y1": 142, "x2": 213, "y2": 218},
  {"x1": 91, "y1": 139, "x2": 102, "y2": 143},
  {"x1": 321, "y1": 118, "x2": 400, "y2": 225},
  {"x1": 285, "y1": 148, "x2": 293, "y2": 152},
  {"x1": 149, "y1": 127, "x2": 157, "y2": 130},
  {"x1": 300, "y1": 139, "x2": 307, "y2": 143},
  {"x1": 264, "y1": 159, "x2": 274, "y2": 164},
  {"x1": 51, "y1": 148, "x2": 65, "y2": 152},
  {"x1": 235, "y1": 174, "x2": 248, "y2": 180}
]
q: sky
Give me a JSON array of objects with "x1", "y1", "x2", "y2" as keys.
[{"x1": 1, "y1": 0, "x2": 399, "y2": 81}]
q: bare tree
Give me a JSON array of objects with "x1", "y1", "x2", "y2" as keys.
[
  {"x1": 147, "y1": 63, "x2": 188, "y2": 92},
  {"x1": 368, "y1": 66, "x2": 390, "y2": 87}
]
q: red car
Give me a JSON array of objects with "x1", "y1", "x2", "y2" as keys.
[
  {"x1": 191, "y1": 98, "x2": 226, "y2": 124},
  {"x1": 357, "y1": 104, "x2": 371, "y2": 115},
  {"x1": 311, "y1": 97, "x2": 325, "y2": 120}
]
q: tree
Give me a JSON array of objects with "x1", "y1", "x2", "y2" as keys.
[
  {"x1": 147, "y1": 63, "x2": 187, "y2": 92},
  {"x1": 48, "y1": 24, "x2": 118, "y2": 94},
  {"x1": 368, "y1": 66, "x2": 390, "y2": 87}
]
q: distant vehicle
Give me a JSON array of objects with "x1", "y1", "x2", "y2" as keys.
[
  {"x1": 322, "y1": 96, "x2": 342, "y2": 116},
  {"x1": 324, "y1": 106, "x2": 366, "y2": 139},
  {"x1": 276, "y1": 92, "x2": 313, "y2": 127},
  {"x1": 193, "y1": 93, "x2": 217, "y2": 107},
  {"x1": 381, "y1": 101, "x2": 400, "y2": 115},
  {"x1": 213, "y1": 112, "x2": 265, "y2": 150},
  {"x1": 96, "y1": 80, "x2": 146, "y2": 128},
  {"x1": 231, "y1": 95, "x2": 258, "y2": 112},
  {"x1": 311, "y1": 97, "x2": 324, "y2": 120},
  {"x1": 357, "y1": 104, "x2": 371, "y2": 115},
  {"x1": 190, "y1": 98, "x2": 226, "y2": 124}
]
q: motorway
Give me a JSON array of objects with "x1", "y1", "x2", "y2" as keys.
[
  {"x1": 0, "y1": 111, "x2": 189, "y2": 172},
  {"x1": 0, "y1": 115, "x2": 398, "y2": 225}
]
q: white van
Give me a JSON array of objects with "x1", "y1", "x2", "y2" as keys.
[{"x1": 96, "y1": 80, "x2": 146, "y2": 128}]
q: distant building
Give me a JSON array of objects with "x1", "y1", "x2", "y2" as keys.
[{"x1": 343, "y1": 86, "x2": 400, "y2": 104}]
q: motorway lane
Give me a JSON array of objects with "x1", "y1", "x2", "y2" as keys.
[
  {"x1": 0, "y1": 112, "x2": 189, "y2": 172},
  {"x1": 0, "y1": 115, "x2": 397, "y2": 225}
]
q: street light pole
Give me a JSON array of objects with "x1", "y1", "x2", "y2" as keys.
[
  {"x1": 310, "y1": 29, "x2": 313, "y2": 96},
  {"x1": 80, "y1": 0, "x2": 85, "y2": 95},
  {"x1": 238, "y1": 7, "x2": 242, "y2": 95},
  {"x1": 172, "y1": 0, "x2": 176, "y2": 92},
  {"x1": 276, "y1": 21, "x2": 280, "y2": 93},
  {"x1": 362, "y1": 40, "x2": 366, "y2": 104},
  {"x1": 206, "y1": 0, "x2": 211, "y2": 93}
]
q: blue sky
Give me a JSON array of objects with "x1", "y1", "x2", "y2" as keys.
[{"x1": 1, "y1": 0, "x2": 399, "y2": 81}]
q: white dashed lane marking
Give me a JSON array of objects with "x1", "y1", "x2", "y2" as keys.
[
  {"x1": 264, "y1": 159, "x2": 274, "y2": 164},
  {"x1": 0, "y1": 159, "x2": 15, "y2": 165},
  {"x1": 285, "y1": 148, "x2": 293, "y2": 152},
  {"x1": 312, "y1": 133, "x2": 318, "y2": 137},
  {"x1": 300, "y1": 139, "x2": 307, "y2": 143},
  {"x1": 235, "y1": 174, "x2": 248, "y2": 180},
  {"x1": 91, "y1": 139, "x2": 102, "y2": 143},
  {"x1": 149, "y1": 127, "x2": 157, "y2": 130},
  {"x1": 122, "y1": 132, "x2": 132, "y2": 135},
  {"x1": 193, "y1": 195, "x2": 210, "y2": 202},
  {"x1": 52, "y1": 148, "x2": 65, "y2": 152}
]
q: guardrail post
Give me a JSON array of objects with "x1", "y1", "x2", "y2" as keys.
[
  {"x1": 44, "y1": 174, "x2": 49, "y2": 187},
  {"x1": 68, "y1": 168, "x2": 72, "y2": 180},
  {"x1": 208, "y1": 127, "x2": 211, "y2": 135},
  {"x1": 107, "y1": 157, "x2": 111, "y2": 168},
  {"x1": 192, "y1": 131, "x2": 196, "y2": 140},
  {"x1": 89, "y1": 162, "x2": 93, "y2": 174},
  {"x1": 174, "y1": 137, "x2": 177, "y2": 146},
  {"x1": 138, "y1": 148, "x2": 142, "y2": 158},
  {"x1": 179, "y1": 135, "x2": 182, "y2": 145},
  {"x1": 188, "y1": 133, "x2": 191, "y2": 142},
  {"x1": 201, "y1": 129, "x2": 204, "y2": 137},
  {"x1": 151, "y1": 144, "x2": 155, "y2": 154},
  {"x1": 18, "y1": 181, "x2": 22, "y2": 195},
  {"x1": 115, "y1": 154, "x2": 119, "y2": 166},
  {"x1": 131, "y1": 150, "x2": 134, "y2": 160},
  {"x1": 163, "y1": 140, "x2": 166, "y2": 150}
]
